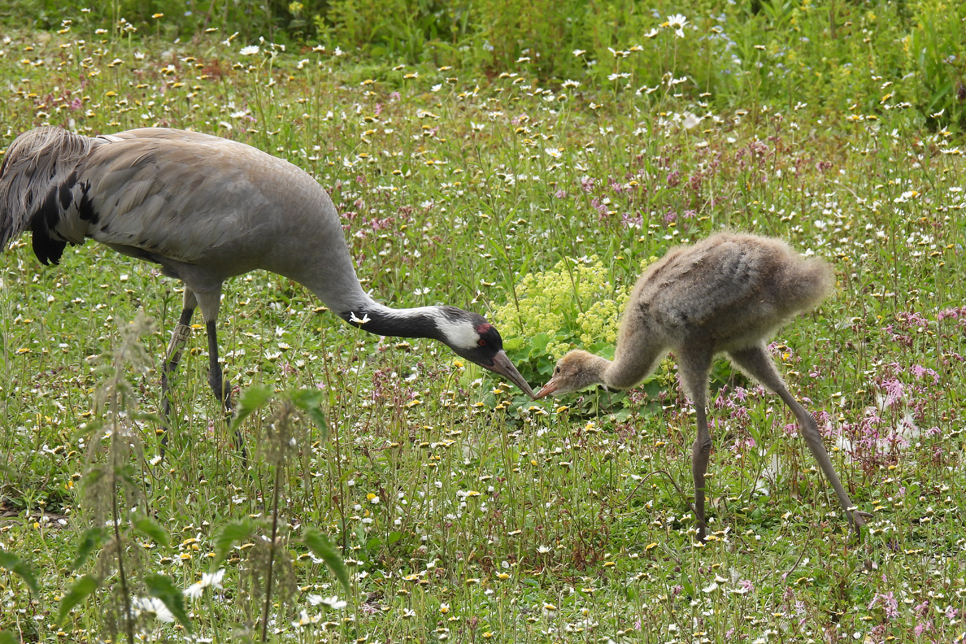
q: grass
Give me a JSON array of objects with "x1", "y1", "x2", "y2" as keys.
[{"x1": 1, "y1": 10, "x2": 966, "y2": 644}]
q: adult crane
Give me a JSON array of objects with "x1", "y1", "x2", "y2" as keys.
[{"x1": 0, "y1": 126, "x2": 534, "y2": 449}]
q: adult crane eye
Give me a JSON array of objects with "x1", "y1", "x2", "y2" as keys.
[{"x1": 477, "y1": 339, "x2": 487, "y2": 347}]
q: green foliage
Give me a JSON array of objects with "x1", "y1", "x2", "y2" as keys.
[
  {"x1": 302, "y1": 528, "x2": 350, "y2": 594},
  {"x1": 907, "y1": 0, "x2": 966, "y2": 126},
  {"x1": 493, "y1": 255, "x2": 650, "y2": 381},
  {"x1": 213, "y1": 518, "x2": 259, "y2": 564},
  {"x1": 70, "y1": 527, "x2": 109, "y2": 572},
  {"x1": 132, "y1": 517, "x2": 170, "y2": 548},
  {"x1": 3, "y1": 0, "x2": 963, "y2": 125},
  {"x1": 0, "y1": 551, "x2": 40, "y2": 598},
  {"x1": 230, "y1": 383, "x2": 274, "y2": 432},
  {"x1": 2, "y1": 15, "x2": 966, "y2": 643},
  {"x1": 289, "y1": 388, "x2": 329, "y2": 439},
  {"x1": 56, "y1": 575, "x2": 99, "y2": 626},
  {"x1": 143, "y1": 573, "x2": 192, "y2": 631}
]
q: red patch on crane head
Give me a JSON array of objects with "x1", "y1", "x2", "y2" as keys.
[{"x1": 476, "y1": 322, "x2": 493, "y2": 334}]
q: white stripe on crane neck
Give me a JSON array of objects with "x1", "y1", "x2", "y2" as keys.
[{"x1": 434, "y1": 314, "x2": 480, "y2": 350}]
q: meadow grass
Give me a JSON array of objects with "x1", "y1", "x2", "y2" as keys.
[{"x1": 1, "y1": 9, "x2": 965, "y2": 644}]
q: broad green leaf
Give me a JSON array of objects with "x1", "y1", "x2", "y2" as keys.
[
  {"x1": 80, "y1": 467, "x2": 106, "y2": 490},
  {"x1": 386, "y1": 531, "x2": 402, "y2": 545},
  {"x1": 0, "y1": 631, "x2": 18, "y2": 644},
  {"x1": 213, "y1": 518, "x2": 257, "y2": 564},
  {"x1": 133, "y1": 517, "x2": 170, "y2": 548},
  {"x1": 290, "y1": 388, "x2": 328, "y2": 439},
  {"x1": 302, "y1": 407, "x2": 328, "y2": 438},
  {"x1": 502, "y1": 336, "x2": 524, "y2": 351},
  {"x1": 72, "y1": 527, "x2": 108, "y2": 571},
  {"x1": 115, "y1": 463, "x2": 138, "y2": 488},
  {"x1": 289, "y1": 388, "x2": 324, "y2": 408},
  {"x1": 144, "y1": 573, "x2": 192, "y2": 632},
  {"x1": 528, "y1": 332, "x2": 553, "y2": 355},
  {"x1": 56, "y1": 575, "x2": 99, "y2": 626},
  {"x1": 365, "y1": 537, "x2": 383, "y2": 550},
  {"x1": 302, "y1": 529, "x2": 349, "y2": 594},
  {"x1": 71, "y1": 419, "x2": 103, "y2": 441},
  {"x1": 131, "y1": 411, "x2": 162, "y2": 424},
  {"x1": 230, "y1": 385, "x2": 273, "y2": 431},
  {"x1": 0, "y1": 551, "x2": 39, "y2": 597}
]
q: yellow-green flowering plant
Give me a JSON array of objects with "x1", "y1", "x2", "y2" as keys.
[{"x1": 493, "y1": 255, "x2": 651, "y2": 388}]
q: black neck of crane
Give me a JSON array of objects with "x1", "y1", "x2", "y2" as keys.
[{"x1": 338, "y1": 307, "x2": 442, "y2": 341}]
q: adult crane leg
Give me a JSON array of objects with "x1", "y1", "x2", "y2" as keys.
[
  {"x1": 194, "y1": 289, "x2": 248, "y2": 465},
  {"x1": 204, "y1": 320, "x2": 234, "y2": 415},
  {"x1": 679, "y1": 351, "x2": 714, "y2": 542},
  {"x1": 160, "y1": 289, "x2": 198, "y2": 459},
  {"x1": 728, "y1": 344, "x2": 869, "y2": 537}
]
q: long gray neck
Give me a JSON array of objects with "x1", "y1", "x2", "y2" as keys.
[
  {"x1": 273, "y1": 240, "x2": 448, "y2": 342},
  {"x1": 602, "y1": 331, "x2": 668, "y2": 391}
]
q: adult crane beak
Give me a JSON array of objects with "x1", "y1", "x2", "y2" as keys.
[{"x1": 485, "y1": 350, "x2": 536, "y2": 399}]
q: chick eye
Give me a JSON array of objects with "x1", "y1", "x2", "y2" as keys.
[
  {"x1": 477, "y1": 339, "x2": 487, "y2": 347},
  {"x1": 555, "y1": 366, "x2": 560, "y2": 373}
]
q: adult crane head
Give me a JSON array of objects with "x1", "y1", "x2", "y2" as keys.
[{"x1": 343, "y1": 305, "x2": 534, "y2": 397}]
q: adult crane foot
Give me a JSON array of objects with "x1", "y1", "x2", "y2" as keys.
[{"x1": 849, "y1": 509, "x2": 872, "y2": 539}]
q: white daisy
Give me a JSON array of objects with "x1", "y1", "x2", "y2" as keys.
[{"x1": 665, "y1": 14, "x2": 688, "y2": 37}]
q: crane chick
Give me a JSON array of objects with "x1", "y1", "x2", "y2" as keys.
[
  {"x1": 0, "y1": 127, "x2": 535, "y2": 451},
  {"x1": 535, "y1": 232, "x2": 867, "y2": 540}
]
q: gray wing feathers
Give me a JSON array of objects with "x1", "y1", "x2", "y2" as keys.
[
  {"x1": 82, "y1": 141, "x2": 264, "y2": 262},
  {"x1": 0, "y1": 128, "x2": 271, "y2": 264},
  {"x1": 1, "y1": 125, "x2": 370, "y2": 311}
]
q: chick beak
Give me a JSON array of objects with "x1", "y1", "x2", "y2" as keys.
[
  {"x1": 485, "y1": 350, "x2": 536, "y2": 399},
  {"x1": 534, "y1": 379, "x2": 558, "y2": 400}
]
